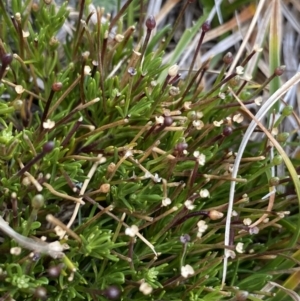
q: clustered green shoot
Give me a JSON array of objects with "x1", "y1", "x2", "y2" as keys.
[{"x1": 0, "y1": 0, "x2": 298, "y2": 300}]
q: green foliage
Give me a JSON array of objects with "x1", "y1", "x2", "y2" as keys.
[{"x1": 0, "y1": 0, "x2": 298, "y2": 300}]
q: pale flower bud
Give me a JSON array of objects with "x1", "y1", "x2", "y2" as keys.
[
  {"x1": 208, "y1": 210, "x2": 223, "y2": 220},
  {"x1": 125, "y1": 225, "x2": 139, "y2": 237},
  {"x1": 139, "y1": 282, "x2": 153, "y2": 295},
  {"x1": 168, "y1": 64, "x2": 179, "y2": 77},
  {"x1": 181, "y1": 264, "x2": 194, "y2": 278}
]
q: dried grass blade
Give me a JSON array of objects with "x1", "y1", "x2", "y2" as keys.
[{"x1": 221, "y1": 72, "x2": 300, "y2": 287}]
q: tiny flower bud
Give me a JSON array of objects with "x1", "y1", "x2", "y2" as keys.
[
  {"x1": 10, "y1": 247, "x2": 22, "y2": 255},
  {"x1": 277, "y1": 132, "x2": 289, "y2": 143},
  {"x1": 34, "y1": 287, "x2": 47, "y2": 299},
  {"x1": 180, "y1": 234, "x2": 191, "y2": 244},
  {"x1": 243, "y1": 218, "x2": 252, "y2": 226},
  {"x1": 15, "y1": 12, "x2": 21, "y2": 21},
  {"x1": 52, "y1": 82, "x2": 63, "y2": 92},
  {"x1": 235, "y1": 290, "x2": 249, "y2": 301},
  {"x1": 99, "y1": 183, "x2": 110, "y2": 193},
  {"x1": 269, "y1": 177, "x2": 280, "y2": 186},
  {"x1": 103, "y1": 285, "x2": 121, "y2": 300},
  {"x1": 47, "y1": 264, "x2": 64, "y2": 278},
  {"x1": 223, "y1": 52, "x2": 233, "y2": 65},
  {"x1": 169, "y1": 86, "x2": 180, "y2": 96},
  {"x1": 49, "y1": 36, "x2": 59, "y2": 47},
  {"x1": 174, "y1": 142, "x2": 188, "y2": 152},
  {"x1": 128, "y1": 67, "x2": 137, "y2": 76},
  {"x1": 199, "y1": 188, "x2": 209, "y2": 198},
  {"x1": 13, "y1": 99, "x2": 23, "y2": 110},
  {"x1": 43, "y1": 141, "x2": 55, "y2": 153},
  {"x1": 145, "y1": 15, "x2": 156, "y2": 30},
  {"x1": 274, "y1": 65, "x2": 285, "y2": 76},
  {"x1": 1, "y1": 53, "x2": 13, "y2": 66},
  {"x1": 15, "y1": 85, "x2": 25, "y2": 94},
  {"x1": 163, "y1": 116, "x2": 173, "y2": 126},
  {"x1": 82, "y1": 51, "x2": 90, "y2": 60},
  {"x1": 31, "y1": 194, "x2": 45, "y2": 210},
  {"x1": 272, "y1": 155, "x2": 283, "y2": 165},
  {"x1": 162, "y1": 197, "x2": 171, "y2": 206},
  {"x1": 208, "y1": 210, "x2": 223, "y2": 220},
  {"x1": 222, "y1": 126, "x2": 233, "y2": 136},
  {"x1": 201, "y1": 21, "x2": 210, "y2": 32},
  {"x1": 107, "y1": 163, "x2": 116, "y2": 174},
  {"x1": 282, "y1": 105, "x2": 293, "y2": 117},
  {"x1": 84, "y1": 65, "x2": 91, "y2": 75},
  {"x1": 168, "y1": 64, "x2": 179, "y2": 77}
]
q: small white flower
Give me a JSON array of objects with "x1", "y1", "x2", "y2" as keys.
[
  {"x1": 243, "y1": 74, "x2": 252, "y2": 81},
  {"x1": 271, "y1": 127, "x2": 278, "y2": 135},
  {"x1": 54, "y1": 226, "x2": 65, "y2": 238},
  {"x1": 124, "y1": 150, "x2": 133, "y2": 158},
  {"x1": 155, "y1": 116, "x2": 164, "y2": 125},
  {"x1": 236, "y1": 66, "x2": 244, "y2": 75},
  {"x1": 192, "y1": 120, "x2": 204, "y2": 130},
  {"x1": 184, "y1": 200, "x2": 195, "y2": 210},
  {"x1": 236, "y1": 242, "x2": 244, "y2": 253},
  {"x1": 43, "y1": 119, "x2": 55, "y2": 129},
  {"x1": 162, "y1": 197, "x2": 171, "y2": 207},
  {"x1": 249, "y1": 226, "x2": 259, "y2": 235},
  {"x1": 10, "y1": 247, "x2": 22, "y2": 255},
  {"x1": 199, "y1": 189, "x2": 210, "y2": 198},
  {"x1": 153, "y1": 173, "x2": 161, "y2": 183},
  {"x1": 197, "y1": 220, "x2": 208, "y2": 235},
  {"x1": 253, "y1": 45, "x2": 263, "y2": 52},
  {"x1": 263, "y1": 218, "x2": 269, "y2": 223},
  {"x1": 22, "y1": 176, "x2": 31, "y2": 186},
  {"x1": 243, "y1": 218, "x2": 252, "y2": 226},
  {"x1": 213, "y1": 120, "x2": 223, "y2": 127},
  {"x1": 22, "y1": 30, "x2": 30, "y2": 38},
  {"x1": 82, "y1": 51, "x2": 90, "y2": 59},
  {"x1": 15, "y1": 85, "x2": 25, "y2": 94},
  {"x1": 196, "y1": 112, "x2": 204, "y2": 119},
  {"x1": 231, "y1": 210, "x2": 238, "y2": 217},
  {"x1": 84, "y1": 65, "x2": 91, "y2": 75},
  {"x1": 226, "y1": 116, "x2": 232, "y2": 123},
  {"x1": 41, "y1": 236, "x2": 47, "y2": 241},
  {"x1": 181, "y1": 264, "x2": 195, "y2": 278},
  {"x1": 139, "y1": 282, "x2": 153, "y2": 295},
  {"x1": 168, "y1": 64, "x2": 179, "y2": 77},
  {"x1": 183, "y1": 101, "x2": 191, "y2": 110},
  {"x1": 125, "y1": 225, "x2": 139, "y2": 237},
  {"x1": 254, "y1": 96, "x2": 262, "y2": 106},
  {"x1": 169, "y1": 86, "x2": 180, "y2": 96},
  {"x1": 225, "y1": 249, "x2": 236, "y2": 259},
  {"x1": 115, "y1": 34, "x2": 124, "y2": 43},
  {"x1": 219, "y1": 92, "x2": 225, "y2": 99},
  {"x1": 144, "y1": 171, "x2": 151, "y2": 178},
  {"x1": 193, "y1": 151, "x2": 206, "y2": 166},
  {"x1": 233, "y1": 113, "x2": 244, "y2": 123}
]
